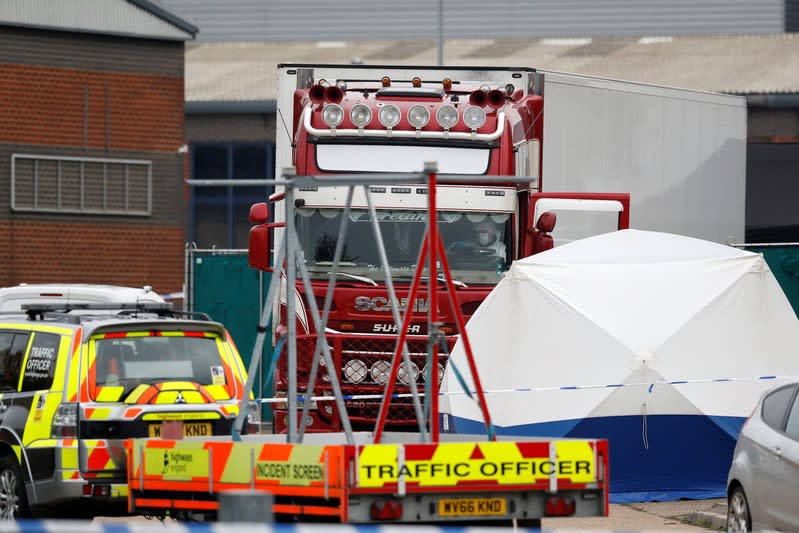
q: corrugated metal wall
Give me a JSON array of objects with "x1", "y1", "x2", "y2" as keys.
[
  {"x1": 0, "y1": 26, "x2": 182, "y2": 75},
  {"x1": 0, "y1": 0, "x2": 191, "y2": 40},
  {"x1": 160, "y1": 0, "x2": 785, "y2": 42}
]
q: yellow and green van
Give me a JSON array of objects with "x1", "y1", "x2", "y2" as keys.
[{"x1": 0, "y1": 300, "x2": 255, "y2": 518}]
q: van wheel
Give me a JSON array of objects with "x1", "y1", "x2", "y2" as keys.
[
  {"x1": 0, "y1": 455, "x2": 28, "y2": 519},
  {"x1": 728, "y1": 486, "x2": 751, "y2": 533}
]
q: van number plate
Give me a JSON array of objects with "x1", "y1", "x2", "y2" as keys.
[
  {"x1": 438, "y1": 497, "x2": 506, "y2": 517},
  {"x1": 148, "y1": 422, "x2": 211, "y2": 438}
]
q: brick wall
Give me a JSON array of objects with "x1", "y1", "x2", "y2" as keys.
[
  {"x1": 0, "y1": 220, "x2": 183, "y2": 294},
  {"x1": 1, "y1": 26, "x2": 187, "y2": 295},
  {"x1": 0, "y1": 64, "x2": 183, "y2": 151}
]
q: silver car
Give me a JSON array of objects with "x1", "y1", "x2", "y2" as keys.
[{"x1": 727, "y1": 382, "x2": 799, "y2": 532}]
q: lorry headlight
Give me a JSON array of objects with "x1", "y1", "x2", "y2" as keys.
[
  {"x1": 322, "y1": 104, "x2": 344, "y2": 127},
  {"x1": 408, "y1": 105, "x2": 430, "y2": 129},
  {"x1": 398, "y1": 362, "x2": 419, "y2": 385},
  {"x1": 350, "y1": 104, "x2": 372, "y2": 128},
  {"x1": 463, "y1": 106, "x2": 486, "y2": 130},
  {"x1": 344, "y1": 359, "x2": 368, "y2": 383},
  {"x1": 378, "y1": 104, "x2": 401, "y2": 128},
  {"x1": 436, "y1": 105, "x2": 458, "y2": 130},
  {"x1": 370, "y1": 360, "x2": 391, "y2": 385},
  {"x1": 318, "y1": 354, "x2": 331, "y2": 383},
  {"x1": 422, "y1": 363, "x2": 446, "y2": 384}
]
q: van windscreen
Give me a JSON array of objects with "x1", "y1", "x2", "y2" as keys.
[{"x1": 91, "y1": 333, "x2": 229, "y2": 397}]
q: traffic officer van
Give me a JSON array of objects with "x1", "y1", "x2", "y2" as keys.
[{"x1": 0, "y1": 295, "x2": 256, "y2": 518}]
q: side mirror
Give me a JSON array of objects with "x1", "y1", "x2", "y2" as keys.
[
  {"x1": 249, "y1": 202, "x2": 269, "y2": 224},
  {"x1": 248, "y1": 202, "x2": 272, "y2": 271},
  {"x1": 523, "y1": 200, "x2": 558, "y2": 257},
  {"x1": 248, "y1": 224, "x2": 271, "y2": 272},
  {"x1": 535, "y1": 211, "x2": 557, "y2": 233}
]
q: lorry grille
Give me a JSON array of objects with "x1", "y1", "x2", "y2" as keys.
[{"x1": 276, "y1": 333, "x2": 455, "y2": 427}]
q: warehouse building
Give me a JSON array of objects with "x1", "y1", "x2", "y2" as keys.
[{"x1": 0, "y1": 1, "x2": 196, "y2": 294}]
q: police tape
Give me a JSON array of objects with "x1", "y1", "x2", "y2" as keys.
[
  {"x1": 2, "y1": 520, "x2": 545, "y2": 533},
  {"x1": 255, "y1": 374, "x2": 799, "y2": 404}
]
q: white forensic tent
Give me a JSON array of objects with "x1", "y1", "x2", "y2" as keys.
[{"x1": 442, "y1": 229, "x2": 799, "y2": 502}]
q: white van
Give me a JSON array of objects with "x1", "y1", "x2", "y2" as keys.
[{"x1": 0, "y1": 284, "x2": 165, "y2": 311}]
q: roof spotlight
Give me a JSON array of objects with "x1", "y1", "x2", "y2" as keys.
[
  {"x1": 407, "y1": 105, "x2": 430, "y2": 129},
  {"x1": 463, "y1": 106, "x2": 486, "y2": 130},
  {"x1": 436, "y1": 105, "x2": 458, "y2": 130},
  {"x1": 322, "y1": 104, "x2": 344, "y2": 127},
  {"x1": 378, "y1": 104, "x2": 401, "y2": 128},
  {"x1": 350, "y1": 104, "x2": 372, "y2": 128}
]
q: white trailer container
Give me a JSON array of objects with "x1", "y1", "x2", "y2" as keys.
[{"x1": 539, "y1": 70, "x2": 747, "y2": 244}]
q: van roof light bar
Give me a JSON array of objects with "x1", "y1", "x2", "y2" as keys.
[
  {"x1": 21, "y1": 302, "x2": 174, "y2": 312},
  {"x1": 22, "y1": 302, "x2": 175, "y2": 321}
]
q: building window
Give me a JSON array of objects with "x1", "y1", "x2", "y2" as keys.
[
  {"x1": 190, "y1": 143, "x2": 274, "y2": 249},
  {"x1": 11, "y1": 154, "x2": 152, "y2": 216}
]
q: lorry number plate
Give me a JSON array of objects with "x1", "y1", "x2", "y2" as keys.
[
  {"x1": 149, "y1": 422, "x2": 211, "y2": 438},
  {"x1": 438, "y1": 497, "x2": 506, "y2": 517}
]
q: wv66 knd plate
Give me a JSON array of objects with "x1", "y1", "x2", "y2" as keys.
[
  {"x1": 438, "y1": 497, "x2": 506, "y2": 517},
  {"x1": 148, "y1": 422, "x2": 211, "y2": 437}
]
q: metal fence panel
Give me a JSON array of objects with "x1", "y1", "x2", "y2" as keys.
[{"x1": 187, "y1": 248, "x2": 274, "y2": 421}]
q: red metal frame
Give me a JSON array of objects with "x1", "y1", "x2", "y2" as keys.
[{"x1": 373, "y1": 169, "x2": 495, "y2": 442}]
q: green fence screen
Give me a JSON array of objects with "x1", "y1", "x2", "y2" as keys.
[
  {"x1": 746, "y1": 245, "x2": 799, "y2": 319},
  {"x1": 188, "y1": 250, "x2": 273, "y2": 421}
]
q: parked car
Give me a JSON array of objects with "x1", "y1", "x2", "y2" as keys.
[{"x1": 727, "y1": 382, "x2": 799, "y2": 532}]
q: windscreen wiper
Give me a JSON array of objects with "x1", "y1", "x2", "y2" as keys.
[
  {"x1": 329, "y1": 272, "x2": 378, "y2": 286},
  {"x1": 420, "y1": 275, "x2": 468, "y2": 288}
]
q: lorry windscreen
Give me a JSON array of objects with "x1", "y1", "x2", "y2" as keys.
[
  {"x1": 297, "y1": 208, "x2": 511, "y2": 285},
  {"x1": 315, "y1": 144, "x2": 490, "y2": 174}
]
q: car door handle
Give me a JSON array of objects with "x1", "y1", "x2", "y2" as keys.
[
  {"x1": 0, "y1": 402, "x2": 8, "y2": 413},
  {"x1": 774, "y1": 446, "x2": 782, "y2": 457}
]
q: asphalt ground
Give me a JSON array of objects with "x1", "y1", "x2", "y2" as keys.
[
  {"x1": 93, "y1": 498, "x2": 729, "y2": 530},
  {"x1": 541, "y1": 498, "x2": 728, "y2": 530}
]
